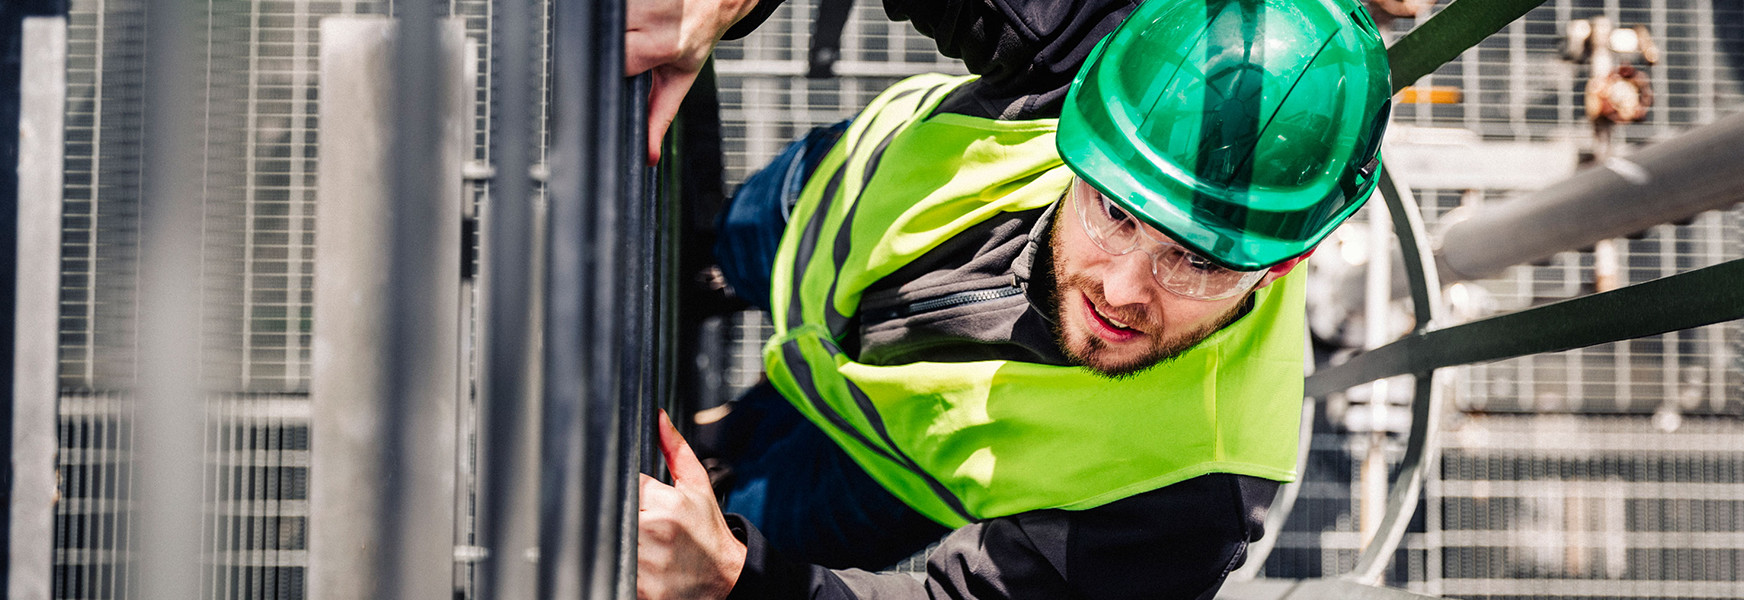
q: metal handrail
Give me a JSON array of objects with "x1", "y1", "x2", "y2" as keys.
[
  {"x1": 1308, "y1": 258, "x2": 1744, "y2": 400},
  {"x1": 1302, "y1": 112, "x2": 1744, "y2": 594},
  {"x1": 1236, "y1": 164, "x2": 1451, "y2": 586},
  {"x1": 1298, "y1": 177, "x2": 1744, "y2": 587},
  {"x1": 1385, "y1": 0, "x2": 1550, "y2": 93},
  {"x1": 1305, "y1": 135, "x2": 1744, "y2": 585}
]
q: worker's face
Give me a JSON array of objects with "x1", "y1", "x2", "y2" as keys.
[{"x1": 1048, "y1": 180, "x2": 1300, "y2": 378}]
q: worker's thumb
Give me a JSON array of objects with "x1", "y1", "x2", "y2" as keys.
[
  {"x1": 645, "y1": 68, "x2": 698, "y2": 165},
  {"x1": 656, "y1": 409, "x2": 712, "y2": 495}
]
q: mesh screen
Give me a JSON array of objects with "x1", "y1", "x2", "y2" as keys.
[
  {"x1": 54, "y1": 0, "x2": 389, "y2": 597},
  {"x1": 1263, "y1": 0, "x2": 1744, "y2": 596}
]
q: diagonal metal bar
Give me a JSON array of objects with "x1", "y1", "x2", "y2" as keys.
[
  {"x1": 1307, "y1": 257, "x2": 1744, "y2": 397},
  {"x1": 1386, "y1": 0, "x2": 1549, "y2": 92}
]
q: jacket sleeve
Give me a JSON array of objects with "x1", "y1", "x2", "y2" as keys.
[
  {"x1": 724, "y1": 474, "x2": 1276, "y2": 600},
  {"x1": 723, "y1": 0, "x2": 790, "y2": 40},
  {"x1": 881, "y1": 0, "x2": 1137, "y2": 118}
]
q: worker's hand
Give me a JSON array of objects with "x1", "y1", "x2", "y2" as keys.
[
  {"x1": 626, "y1": 0, "x2": 758, "y2": 165},
  {"x1": 637, "y1": 410, "x2": 746, "y2": 600}
]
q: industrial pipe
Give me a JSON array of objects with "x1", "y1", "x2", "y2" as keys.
[{"x1": 1434, "y1": 109, "x2": 1744, "y2": 284}]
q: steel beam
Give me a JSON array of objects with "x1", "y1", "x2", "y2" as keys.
[
  {"x1": 310, "y1": 17, "x2": 468, "y2": 600},
  {"x1": 545, "y1": 0, "x2": 655, "y2": 595},
  {"x1": 382, "y1": 6, "x2": 468, "y2": 598},
  {"x1": 8, "y1": 16, "x2": 66, "y2": 600}
]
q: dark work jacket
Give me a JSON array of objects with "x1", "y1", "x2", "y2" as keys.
[
  {"x1": 722, "y1": 200, "x2": 1279, "y2": 600},
  {"x1": 719, "y1": 0, "x2": 1283, "y2": 598}
]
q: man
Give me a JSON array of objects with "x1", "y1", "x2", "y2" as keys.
[{"x1": 630, "y1": 0, "x2": 1392, "y2": 598}]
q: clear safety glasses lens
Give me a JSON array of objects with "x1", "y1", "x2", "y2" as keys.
[{"x1": 1072, "y1": 184, "x2": 1265, "y2": 301}]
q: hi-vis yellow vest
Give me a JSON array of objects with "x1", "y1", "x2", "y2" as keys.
[{"x1": 765, "y1": 74, "x2": 1306, "y2": 528}]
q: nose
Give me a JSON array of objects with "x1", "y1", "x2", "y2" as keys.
[{"x1": 1100, "y1": 251, "x2": 1156, "y2": 308}]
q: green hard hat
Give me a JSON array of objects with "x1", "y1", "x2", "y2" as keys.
[{"x1": 1058, "y1": 0, "x2": 1392, "y2": 270}]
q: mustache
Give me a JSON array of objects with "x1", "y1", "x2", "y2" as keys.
[{"x1": 1060, "y1": 271, "x2": 1159, "y2": 332}]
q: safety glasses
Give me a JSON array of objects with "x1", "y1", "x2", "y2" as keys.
[{"x1": 1071, "y1": 180, "x2": 1265, "y2": 301}]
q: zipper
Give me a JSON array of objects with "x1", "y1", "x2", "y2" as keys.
[{"x1": 865, "y1": 285, "x2": 1023, "y2": 322}]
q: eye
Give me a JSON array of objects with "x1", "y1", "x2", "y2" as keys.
[
  {"x1": 1182, "y1": 252, "x2": 1223, "y2": 274},
  {"x1": 1102, "y1": 197, "x2": 1131, "y2": 222}
]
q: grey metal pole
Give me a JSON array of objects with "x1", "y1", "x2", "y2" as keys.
[
  {"x1": 542, "y1": 0, "x2": 605, "y2": 593},
  {"x1": 477, "y1": 0, "x2": 542, "y2": 595},
  {"x1": 382, "y1": 1, "x2": 466, "y2": 596},
  {"x1": 135, "y1": 0, "x2": 208, "y2": 595},
  {"x1": 1433, "y1": 109, "x2": 1744, "y2": 284},
  {"x1": 545, "y1": 0, "x2": 649, "y2": 595},
  {"x1": 9, "y1": 16, "x2": 66, "y2": 600},
  {"x1": 618, "y1": 74, "x2": 656, "y2": 600},
  {"x1": 310, "y1": 16, "x2": 468, "y2": 600}
]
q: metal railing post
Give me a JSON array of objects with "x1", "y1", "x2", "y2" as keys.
[
  {"x1": 545, "y1": 0, "x2": 654, "y2": 594},
  {"x1": 310, "y1": 16, "x2": 469, "y2": 600},
  {"x1": 382, "y1": 4, "x2": 468, "y2": 597},
  {"x1": 476, "y1": 0, "x2": 543, "y2": 596},
  {"x1": 135, "y1": 0, "x2": 210, "y2": 594},
  {"x1": 617, "y1": 74, "x2": 656, "y2": 600},
  {"x1": 8, "y1": 14, "x2": 67, "y2": 600}
]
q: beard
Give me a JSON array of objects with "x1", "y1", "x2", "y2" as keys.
[{"x1": 1044, "y1": 215, "x2": 1246, "y2": 380}]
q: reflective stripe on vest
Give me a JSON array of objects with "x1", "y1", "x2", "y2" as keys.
[{"x1": 766, "y1": 75, "x2": 1306, "y2": 527}]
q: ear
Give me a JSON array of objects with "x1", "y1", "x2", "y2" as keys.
[{"x1": 1254, "y1": 248, "x2": 1315, "y2": 289}]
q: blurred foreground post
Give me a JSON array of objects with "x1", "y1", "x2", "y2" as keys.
[
  {"x1": 8, "y1": 14, "x2": 67, "y2": 600},
  {"x1": 310, "y1": 16, "x2": 469, "y2": 600},
  {"x1": 134, "y1": 0, "x2": 209, "y2": 594}
]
